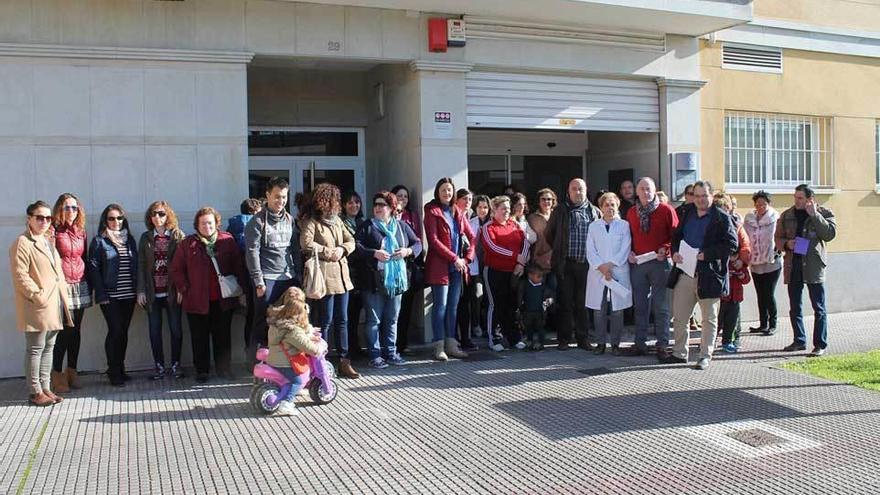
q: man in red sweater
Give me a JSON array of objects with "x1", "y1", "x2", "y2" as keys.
[{"x1": 626, "y1": 177, "x2": 678, "y2": 360}]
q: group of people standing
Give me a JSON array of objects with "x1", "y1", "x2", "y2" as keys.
[{"x1": 9, "y1": 171, "x2": 836, "y2": 406}]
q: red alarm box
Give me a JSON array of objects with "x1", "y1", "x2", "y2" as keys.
[{"x1": 428, "y1": 17, "x2": 448, "y2": 53}]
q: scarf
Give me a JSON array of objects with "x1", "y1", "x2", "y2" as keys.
[
  {"x1": 104, "y1": 228, "x2": 129, "y2": 249},
  {"x1": 636, "y1": 195, "x2": 659, "y2": 233},
  {"x1": 342, "y1": 215, "x2": 359, "y2": 236},
  {"x1": 373, "y1": 218, "x2": 408, "y2": 296},
  {"x1": 199, "y1": 231, "x2": 218, "y2": 258}
]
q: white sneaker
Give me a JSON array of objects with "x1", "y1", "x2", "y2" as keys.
[
  {"x1": 472, "y1": 326, "x2": 483, "y2": 338},
  {"x1": 514, "y1": 341, "x2": 527, "y2": 350},
  {"x1": 490, "y1": 343, "x2": 506, "y2": 352},
  {"x1": 275, "y1": 400, "x2": 300, "y2": 416}
]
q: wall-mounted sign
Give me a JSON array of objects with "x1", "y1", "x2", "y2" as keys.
[
  {"x1": 434, "y1": 111, "x2": 452, "y2": 138},
  {"x1": 559, "y1": 118, "x2": 576, "y2": 126},
  {"x1": 447, "y1": 19, "x2": 466, "y2": 47}
]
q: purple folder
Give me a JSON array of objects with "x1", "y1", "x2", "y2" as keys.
[{"x1": 793, "y1": 237, "x2": 810, "y2": 256}]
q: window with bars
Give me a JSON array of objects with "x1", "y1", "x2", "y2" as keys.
[{"x1": 724, "y1": 112, "x2": 834, "y2": 189}]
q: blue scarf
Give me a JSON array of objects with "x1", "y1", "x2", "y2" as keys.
[{"x1": 373, "y1": 218, "x2": 408, "y2": 296}]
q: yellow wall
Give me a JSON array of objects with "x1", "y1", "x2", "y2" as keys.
[
  {"x1": 700, "y1": 41, "x2": 880, "y2": 253},
  {"x1": 755, "y1": 0, "x2": 880, "y2": 33}
]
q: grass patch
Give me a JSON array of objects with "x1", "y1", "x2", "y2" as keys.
[
  {"x1": 16, "y1": 415, "x2": 50, "y2": 495},
  {"x1": 782, "y1": 350, "x2": 880, "y2": 392}
]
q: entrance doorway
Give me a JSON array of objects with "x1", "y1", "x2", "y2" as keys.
[{"x1": 247, "y1": 128, "x2": 366, "y2": 212}]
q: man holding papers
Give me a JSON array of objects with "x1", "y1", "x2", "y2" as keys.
[
  {"x1": 625, "y1": 178, "x2": 679, "y2": 360},
  {"x1": 668, "y1": 181, "x2": 738, "y2": 370},
  {"x1": 775, "y1": 184, "x2": 837, "y2": 357}
]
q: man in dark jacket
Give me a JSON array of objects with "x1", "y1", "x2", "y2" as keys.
[
  {"x1": 775, "y1": 184, "x2": 836, "y2": 356},
  {"x1": 667, "y1": 180, "x2": 738, "y2": 370},
  {"x1": 545, "y1": 178, "x2": 602, "y2": 350}
]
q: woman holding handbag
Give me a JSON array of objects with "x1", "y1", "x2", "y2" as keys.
[
  {"x1": 170, "y1": 207, "x2": 246, "y2": 383},
  {"x1": 423, "y1": 177, "x2": 476, "y2": 361},
  {"x1": 300, "y1": 183, "x2": 360, "y2": 379}
]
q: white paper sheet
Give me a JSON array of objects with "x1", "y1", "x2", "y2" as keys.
[
  {"x1": 603, "y1": 278, "x2": 632, "y2": 300},
  {"x1": 679, "y1": 241, "x2": 699, "y2": 278},
  {"x1": 634, "y1": 251, "x2": 658, "y2": 265}
]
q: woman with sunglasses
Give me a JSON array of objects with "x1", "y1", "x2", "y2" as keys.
[
  {"x1": 89, "y1": 204, "x2": 138, "y2": 386},
  {"x1": 49, "y1": 193, "x2": 91, "y2": 393},
  {"x1": 137, "y1": 201, "x2": 186, "y2": 380},
  {"x1": 10, "y1": 201, "x2": 73, "y2": 406},
  {"x1": 354, "y1": 191, "x2": 421, "y2": 369}
]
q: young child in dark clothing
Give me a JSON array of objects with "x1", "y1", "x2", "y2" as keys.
[{"x1": 517, "y1": 264, "x2": 555, "y2": 351}]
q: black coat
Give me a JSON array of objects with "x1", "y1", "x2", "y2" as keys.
[
  {"x1": 353, "y1": 219, "x2": 422, "y2": 294},
  {"x1": 671, "y1": 204, "x2": 738, "y2": 299}
]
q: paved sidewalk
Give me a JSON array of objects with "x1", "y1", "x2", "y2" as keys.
[{"x1": 2, "y1": 311, "x2": 880, "y2": 495}]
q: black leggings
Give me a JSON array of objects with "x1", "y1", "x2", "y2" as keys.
[
  {"x1": 752, "y1": 268, "x2": 781, "y2": 329},
  {"x1": 53, "y1": 307, "x2": 86, "y2": 372},
  {"x1": 484, "y1": 267, "x2": 520, "y2": 347}
]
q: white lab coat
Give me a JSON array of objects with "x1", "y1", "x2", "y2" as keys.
[{"x1": 585, "y1": 217, "x2": 633, "y2": 311}]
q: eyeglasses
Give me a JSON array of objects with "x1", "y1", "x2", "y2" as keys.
[
  {"x1": 150, "y1": 211, "x2": 167, "y2": 218},
  {"x1": 107, "y1": 216, "x2": 125, "y2": 222},
  {"x1": 373, "y1": 202, "x2": 388, "y2": 208},
  {"x1": 31, "y1": 215, "x2": 52, "y2": 223},
  {"x1": 63, "y1": 205, "x2": 79, "y2": 212}
]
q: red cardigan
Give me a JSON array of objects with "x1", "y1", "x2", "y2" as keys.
[
  {"x1": 626, "y1": 202, "x2": 678, "y2": 256},
  {"x1": 423, "y1": 201, "x2": 475, "y2": 285},
  {"x1": 169, "y1": 232, "x2": 246, "y2": 315}
]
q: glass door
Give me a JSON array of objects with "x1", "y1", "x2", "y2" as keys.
[{"x1": 248, "y1": 128, "x2": 366, "y2": 214}]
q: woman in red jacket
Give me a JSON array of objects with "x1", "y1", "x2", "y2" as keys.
[
  {"x1": 481, "y1": 195, "x2": 530, "y2": 351},
  {"x1": 170, "y1": 207, "x2": 246, "y2": 383},
  {"x1": 50, "y1": 193, "x2": 91, "y2": 392},
  {"x1": 423, "y1": 177, "x2": 475, "y2": 361}
]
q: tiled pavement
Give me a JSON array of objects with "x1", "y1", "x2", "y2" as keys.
[{"x1": 2, "y1": 311, "x2": 880, "y2": 495}]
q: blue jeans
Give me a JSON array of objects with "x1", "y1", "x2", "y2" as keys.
[
  {"x1": 362, "y1": 291, "x2": 402, "y2": 360},
  {"x1": 278, "y1": 367, "x2": 308, "y2": 401},
  {"x1": 630, "y1": 259, "x2": 671, "y2": 348},
  {"x1": 313, "y1": 291, "x2": 350, "y2": 358},
  {"x1": 788, "y1": 279, "x2": 828, "y2": 349},
  {"x1": 148, "y1": 297, "x2": 183, "y2": 366},
  {"x1": 430, "y1": 272, "x2": 463, "y2": 342}
]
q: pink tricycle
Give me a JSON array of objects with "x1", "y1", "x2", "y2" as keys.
[{"x1": 250, "y1": 347, "x2": 338, "y2": 415}]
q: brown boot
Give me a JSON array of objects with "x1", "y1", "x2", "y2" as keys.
[
  {"x1": 66, "y1": 368, "x2": 82, "y2": 390},
  {"x1": 51, "y1": 370, "x2": 70, "y2": 393},
  {"x1": 445, "y1": 338, "x2": 468, "y2": 359},
  {"x1": 338, "y1": 358, "x2": 360, "y2": 379},
  {"x1": 29, "y1": 392, "x2": 54, "y2": 407},
  {"x1": 43, "y1": 389, "x2": 63, "y2": 404}
]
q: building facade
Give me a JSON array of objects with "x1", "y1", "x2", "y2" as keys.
[{"x1": 1, "y1": 0, "x2": 876, "y2": 378}]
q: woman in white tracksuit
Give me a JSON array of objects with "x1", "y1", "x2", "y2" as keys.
[{"x1": 585, "y1": 192, "x2": 633, "y2": 355}]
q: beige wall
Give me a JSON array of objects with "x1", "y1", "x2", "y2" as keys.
[
  {"x1": 755, "y1": 0, "x2": 880, "y2": 32},
  {"x1": 700, "y1": 40, "x2": 880, "y2": 253}
]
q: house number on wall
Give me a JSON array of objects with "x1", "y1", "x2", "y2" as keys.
[{"x1": 328, "y1": 41, "x2": 341, "y2": 51}]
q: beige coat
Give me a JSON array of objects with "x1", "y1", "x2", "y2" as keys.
[
  {"x1": 300, "y1": 216, "x2": 355, "y2": 295},
  {"x1": 9, "y1": 229, "x2": 73, "y2": 332}
]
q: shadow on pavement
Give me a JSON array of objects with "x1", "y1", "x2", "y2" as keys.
[{"x1": 493, "y1": 388, "x2": 880, "y2": 440}]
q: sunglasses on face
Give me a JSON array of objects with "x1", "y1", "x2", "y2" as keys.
[
  {"x1": 31, "y1": 215, "x2": 52, "y2": 223},
  {"x1": 107, "y1": 216, "x2": 125, "y2": 222},
  {"x1": 150, "y1": 211, "x2": 167, "y2": 218},
  {"x1": 63, "y1": 205, "x2": 79, "y2": 212}
]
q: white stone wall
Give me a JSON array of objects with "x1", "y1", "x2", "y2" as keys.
[{"x1": 0, "y1": 55, "x2": 248, "y2": 378}]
